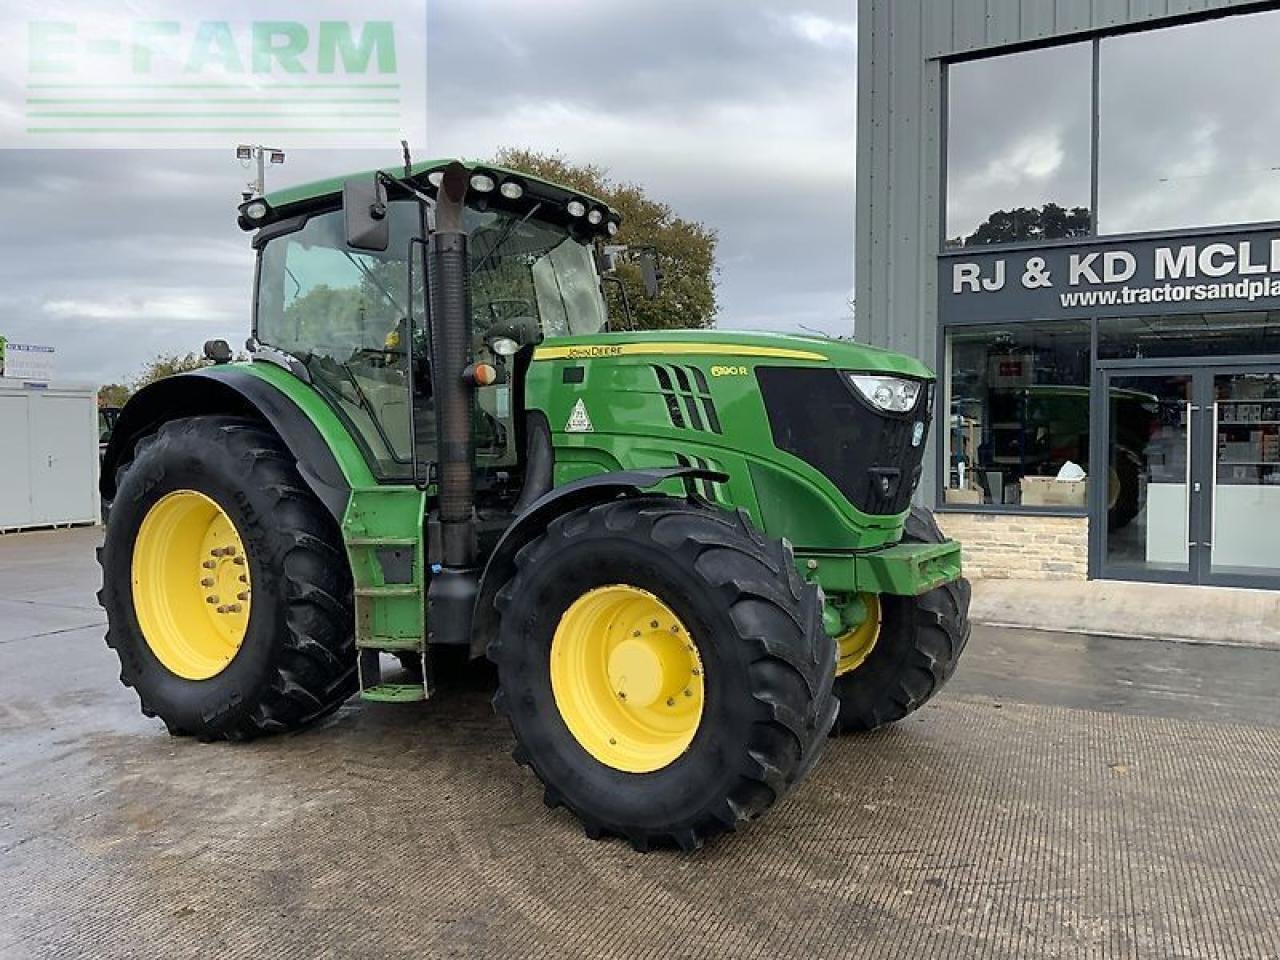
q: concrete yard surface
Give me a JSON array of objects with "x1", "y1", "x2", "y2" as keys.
[{"x1": 1, "y1": 527, "x2": 1279, "y2": 959}]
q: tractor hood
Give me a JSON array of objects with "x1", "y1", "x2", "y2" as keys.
[{"x1": 533, "y1": 330, "x2": 935, "y2": 380}]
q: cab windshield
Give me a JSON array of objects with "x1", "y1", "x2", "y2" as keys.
[
  {"x1": 468, "y1": 207, "x2": 607, "y2": 339},
  {"x1": 254, "y1": 200, "x2": 606, "y2": 478}
]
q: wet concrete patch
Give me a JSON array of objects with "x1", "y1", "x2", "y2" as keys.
[{"x1": 2, "y1": 527, "x2": 1280, "y2": 958}]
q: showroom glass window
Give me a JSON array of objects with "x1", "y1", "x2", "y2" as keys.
[
  {"x1": 1098, "y1": 9, "x2": 1280, "y2": 234},
  {"x1": 944, "y1": 322, "x2": 1091, "y2": 508},
  {"x1": 1098, "y1": 312, "x2": 1280, "y2": 361},
  {"x1": 945, "y1": 42, "x2": 1093, "y2": 248}
]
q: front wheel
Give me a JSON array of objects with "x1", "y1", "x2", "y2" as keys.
[
  {"x1": 488, "y1": 497, "x2": 837, "y2": 851},
  {"x1": 98, "y1": 416, "x2": 357, "y2": 741},
  {"x1": 830, "y1": 506, "x2": 971, "y2": 734}
]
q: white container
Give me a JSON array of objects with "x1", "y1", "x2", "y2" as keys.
[{"x1": 0, "y1": 380, "x2": 100, "y2": 531}]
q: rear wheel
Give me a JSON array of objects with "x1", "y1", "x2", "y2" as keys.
[
  {"x1": 98, "y1": 416, "x2": 356, "y2": 740},
  {"x1": 489, "y1": 497, "x2": 836, "y2": 851},
  {"x1": 830, "y1": 506, "x2": 971, "y2": 734}
]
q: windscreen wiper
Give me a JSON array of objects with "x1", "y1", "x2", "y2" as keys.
[
  {"x1": 472, "y1": 202, "x2": 543, "y2": 276},
  {"x1": 342, "y1": 249, "x2": 406, "y2": 317},
  {"x1": 329, "y1": 357, "x2": 408, "y2": 464}
]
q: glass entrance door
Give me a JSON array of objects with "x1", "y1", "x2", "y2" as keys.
[
  {"x1": 1099, "y1": 364, "x2": 1280, "y2": 587},
  {"x1": 1208, "y1": 371, "x2": 1280, "y2": 582},
  {"x1": 1100, "y1": 371, "x2": 1196, "y2": 581}
]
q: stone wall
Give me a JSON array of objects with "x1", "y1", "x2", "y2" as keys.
[{"x1": 935, "y1": 513, "x2": 1089, "y2": 581}]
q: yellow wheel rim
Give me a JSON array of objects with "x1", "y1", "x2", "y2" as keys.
[
  {"x1": 834, "y1": 593, "x2": 881, "y2": 677},
  {"x1": 550, "y1": 585, "x2": 704, "y2": 774},
  {"x1": 130, "y1": 490, "x2": 252, "y2": 681}
]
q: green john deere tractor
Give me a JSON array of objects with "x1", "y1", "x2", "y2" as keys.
[{"x1": 98, "y1": 160, "x2": 970, "y2": 850}]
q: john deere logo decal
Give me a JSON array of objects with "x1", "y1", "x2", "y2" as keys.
[{"x1": 565, "y1": 399, "x2": 594, "y2": 433}]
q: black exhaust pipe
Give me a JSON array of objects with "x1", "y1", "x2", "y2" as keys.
[
  {"x1": 428, "y1": 163, "x2": 476, "y2": 568},
  {"x1": 426, "y1": 163, "x2": 478, "y2": 644}
]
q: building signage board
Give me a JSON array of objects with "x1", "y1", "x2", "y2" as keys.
[
  {"x1": 0, "y1": 339, "x2": 56, "y2": 382},
  {"x1": 939, "y1": 227, "x2": 1280, "y2": 324}
]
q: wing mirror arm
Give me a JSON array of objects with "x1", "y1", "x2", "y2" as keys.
[{"x1": 601, "y1": 275, "x2": 633, "y2": 332}]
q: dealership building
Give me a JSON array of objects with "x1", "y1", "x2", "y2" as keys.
[{"x1": 857, "y1": 0, "x2": 1280, "y2": 589}]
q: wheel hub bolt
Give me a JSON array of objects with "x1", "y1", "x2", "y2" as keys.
[
  {"x1": 650, "y1": 620, "x2": 659, "y2": 629},
  {"x1": 666, "y1": 697, "x2": 675, "y2": 707},
  {"x1": 202, "y1": 560, "x2": 216, "y2": 570},
  {"x1": 206, "y1": 596, "x2": 219, "y2": 604},
  {"x1": 233, "y1": 557, "x2": 246, "y2": 567},
  {"x1": 200, "y1": 577, "x2": 215, "y2": 588},
  {"x1": 237, "y1": 592, "x2": 249, "y2": 601}
]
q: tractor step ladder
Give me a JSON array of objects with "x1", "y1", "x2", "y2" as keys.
[{"x1": 342, "y1": 488, "x2": 431, "y2": 703}]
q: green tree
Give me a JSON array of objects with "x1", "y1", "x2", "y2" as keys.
[
  {"x1": 133, "y1": 352, "x2": 214, "y2": 389},
  {"x1": 493, "y1": 147, "x2": 719, "y2": 331},
  {"x1": 955, "y1": 202, "x2": 1092, "y2": 247},
  {"x1": 98, "y1": 383, "x2": 131, "y2": 408}
]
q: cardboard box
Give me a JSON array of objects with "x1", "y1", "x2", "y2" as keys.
[
  {"x1": 944, "y1": 487, "x2": 984, "y2": 505},
  {"x1": 1020, "y1": 475, "x2": 1087, "y2": 507}
]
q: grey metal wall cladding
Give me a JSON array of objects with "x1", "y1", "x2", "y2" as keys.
[
  {"x1": 853, "y1": 0, "x2": 1255, "y2": 503},
  {"x1": 923, "y1": 0, "x2": 1263, "y2": 59}
]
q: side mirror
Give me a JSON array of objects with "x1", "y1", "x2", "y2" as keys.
[
  {"x1": 640, "y1": 250, "x2": 662, "y2": 299},
  {"x1": 343, "y1": 176, "x2": 390, "y2": 251}
]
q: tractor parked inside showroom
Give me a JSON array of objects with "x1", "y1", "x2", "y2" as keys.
[{"x1": 98, "y1": 160, "x2": 970, "y2": 850}]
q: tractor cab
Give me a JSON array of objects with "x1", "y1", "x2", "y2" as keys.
[{"x1": 247, "y1": 162, "x2": 617, "y2": 506}]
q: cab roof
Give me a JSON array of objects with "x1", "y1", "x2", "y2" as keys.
[{"x1": 248, "y1": 157, "x2": 618, "y2": 239}]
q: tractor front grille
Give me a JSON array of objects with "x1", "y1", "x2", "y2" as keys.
[{"x1": 755, "y1": 367, "x2": 930, "y2": 517}]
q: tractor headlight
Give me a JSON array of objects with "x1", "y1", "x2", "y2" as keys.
[
  {"x1": 848, "y1": 375, "x2": 923, "y2": 414},
  {"x1": 490, "y1": 337, "x2": 520, "y2": 357}
]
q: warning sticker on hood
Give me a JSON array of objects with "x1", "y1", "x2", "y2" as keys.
[{"x1": 565, "y1": 399, "x2": 594, "y2": 433}]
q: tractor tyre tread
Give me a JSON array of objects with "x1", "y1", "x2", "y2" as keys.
[
  {"x1": 488, "y1": 496, "x2": 836, "y2": 851},
  {"x1": 831, "y1": 505, "x2": 971, "y2": 734},
  {"x1": 99, "y1": 416, "x2": 356, "y2": 741}
]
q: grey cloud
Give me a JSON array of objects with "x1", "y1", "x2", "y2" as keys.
[
  {"x1": 1097, "y1": 9, "x2": 1280, "y2": 234},
  {"x1": 946, "y1": 41, "x2": 1093, "y2": 243},
  {"x1": 0, "y1": 1, "x2": 857, "y2": 383}
]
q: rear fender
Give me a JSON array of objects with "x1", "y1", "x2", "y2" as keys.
[
  {"x1": 100, "y1": 366, "x2": 351, "y2": 522},
  {"x1": 469, "y1": 466, "x2": 727, "y2": 658}
]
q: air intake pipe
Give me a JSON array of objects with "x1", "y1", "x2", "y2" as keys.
[{"x1": 428, "y1": 163, "x2": 477, "y2": 569}]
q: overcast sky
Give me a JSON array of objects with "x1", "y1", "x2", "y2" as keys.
[{"x1": 0, "y1": 0, "x2": 857, "y2": 386}]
